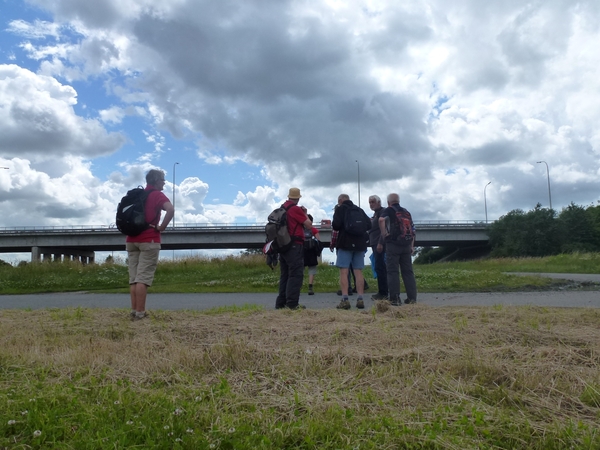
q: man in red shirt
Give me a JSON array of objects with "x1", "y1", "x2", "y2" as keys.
[
  {"x1": 275, "y1": 188, "x2": 312, "y2": 310},
  {"x1": 126, "y1": 169, "x2": 174, "y2": 320}
]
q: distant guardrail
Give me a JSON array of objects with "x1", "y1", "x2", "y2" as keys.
[{"x1": 0, "y1": 220, "x2": 492, "y2": 234}]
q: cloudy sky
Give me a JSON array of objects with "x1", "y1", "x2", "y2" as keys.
[{"x1": 1, "y1": 0, "x2": 600, "y2": 236}]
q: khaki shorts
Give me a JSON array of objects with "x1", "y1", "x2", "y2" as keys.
[
  {"x1": 307, "y1": 265, "x2": 318, "y2": 276},
  {"x1": 126, "y1": 242, "x2": 161, "y2": 286}
]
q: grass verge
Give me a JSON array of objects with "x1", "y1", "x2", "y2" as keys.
[
  {"x1": 2, "y1": 252, "x2": 600, "y2": 295},
  {"x1": 1, "y1": 305, "x2": 600, "y2": 448}
]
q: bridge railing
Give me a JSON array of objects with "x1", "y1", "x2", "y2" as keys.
[{"x1": 0, "y1": 220, "x2": 492, "y2": 234}]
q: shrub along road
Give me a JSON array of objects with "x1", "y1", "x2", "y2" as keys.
[{"x1": 0, "y1": 272, "x2": 599, "y2": 310}]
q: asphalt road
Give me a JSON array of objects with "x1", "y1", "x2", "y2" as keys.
[{"x1": 0, "y1": 272, "x2": 598, "y2": 310}]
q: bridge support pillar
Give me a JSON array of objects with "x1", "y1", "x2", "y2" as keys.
[{"x1": 31, "y1": 247, "x2": 95, "y2": 264}]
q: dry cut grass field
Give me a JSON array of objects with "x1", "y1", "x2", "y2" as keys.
[{"x1": 2, "y1": 303, "x2": 600, "y2": 449}]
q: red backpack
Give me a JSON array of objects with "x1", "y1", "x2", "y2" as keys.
[{"x1": 391, "y1": 205, "x2": 415, "y2": 242}]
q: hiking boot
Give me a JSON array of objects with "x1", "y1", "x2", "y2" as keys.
[
  {"x1": 404, "y1": 298, "x2": 417, "y2": 305},
  {"x1": 371, "y1": 293, "x2": 388, "y2": 301},
  {"x1": 389, "y1": 296, "x2": 402, "y2": 306},
  {"x1": 336, "y1": 299, "x2": 351, "y2": 310},
  {"x1": 289, "y1": 304, "x2": 306, "y2": 310},
  {"x1": 308, "y1": 286, "x2": 315, "y2": 295},
  {"x1": 356, "y1": 299, "x2": 364, "y2": 309}
]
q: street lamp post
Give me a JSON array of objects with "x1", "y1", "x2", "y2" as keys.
[
  {"x1": 355, "y1": 160, "x2": 360, "y2": 207},
  {"x1": 172, "y1": 162, "x2": 179, "y2": 228},
  {"x1": 484, "y1": 181, "x2": 491, "y2": 224},
  {"x1": 536, "y1": 161, "x2": 552, "y2": 210}
]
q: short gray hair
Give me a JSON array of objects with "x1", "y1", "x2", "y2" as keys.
[
  {"x1": 387, "y1": 193, "x2": 400, "y2": 204},
  {"x1": 338, "y1": 193, "x2": 350, "y2": 203},
  {"x1": 369, "y1": 195, "x2": 381, "y2": 204},
  {"x1": 146, "y1": 169, "x2": 165, "y2": 186}
]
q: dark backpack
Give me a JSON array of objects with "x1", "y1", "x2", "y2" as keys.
[
  {"x1": 115, "y1": 187, "x2": 156, "y2": 236},
  {"x1": 343, "y1": 204, "x2": 370, "y2": 236},
  {"x1": 391, "y1": 205, "x2": 415, "y2": 242},
  {"x1": 303, "y1": 228, "x2": 321, "y2": 254},
  {"x1": 303, "y1": 228, "x2": 315, "y2": 250},
  {"x1": 265, "y1": 204, "x2": 295, "y2": 253},
  {"x1": 265, "y1": 251, "x2": 278, "y2": 270}
]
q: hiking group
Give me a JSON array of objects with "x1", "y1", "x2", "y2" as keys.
[
  {"x1": 115, "y1": 170, "x2": 417, "y2": 317},
  {"x1": 266, "y1": 188, "x2": 417, "y2": 310}
]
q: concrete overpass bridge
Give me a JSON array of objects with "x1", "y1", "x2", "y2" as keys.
[{"x1": 0, "y1": 221, "x2": 491, "y2": 263}]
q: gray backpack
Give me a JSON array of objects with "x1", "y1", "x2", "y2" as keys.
[{"x1": 265, "y1": 204, "x2": 294, "y2": 253}]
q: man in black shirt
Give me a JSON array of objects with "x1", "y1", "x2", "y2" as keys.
[
  {"x1": 332, "y1": 194, "x2": 371, "y2": 310},
  {"x1": 378, "y1": 193, "x2": 417, "y2": 306}
]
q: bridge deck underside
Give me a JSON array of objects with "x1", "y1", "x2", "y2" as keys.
[{"x1": 0, "y1": 227, "x2": 489, "y2": 253}]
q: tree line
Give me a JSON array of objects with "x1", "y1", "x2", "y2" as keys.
[
  {"x1": 415, "y1": 202, "x2": 600, "y2": 263},
  {"x1": 488, "y1": 202, "x2": 600, "y2": 257}
]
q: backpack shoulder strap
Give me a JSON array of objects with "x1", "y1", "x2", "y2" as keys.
[{"x1": 144, "y1": 189, "x2": 161, "y2": 225}]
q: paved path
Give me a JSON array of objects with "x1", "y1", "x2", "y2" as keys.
[
  {"x1": 510, "y1": 272, "x2": 600, "y2": 283},
  {"x1": 0, "y1": 287, "x2": 598, "y2": 311}
]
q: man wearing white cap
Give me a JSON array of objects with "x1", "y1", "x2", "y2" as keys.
[{"x1": 275, "y1": 187, "x2": 312, "y2": 310}]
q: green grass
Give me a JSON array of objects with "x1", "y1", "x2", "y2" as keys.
[
  {"x1": 445, "y1": 252, "x2": 600, "y2": 273},
  {"x1": 1, "y1": 254, "x2": 600, "y2": 448},
  {"x1": 1, "y1": 252, "x2": 600, "y2": 295},
  {"x1": 2, "y1": 306, "x2": 600, "y2": 449}
]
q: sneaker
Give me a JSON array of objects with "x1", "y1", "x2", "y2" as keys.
[
  {"x1": 404, "y1": 298, "x2": 417, "y2": 304},
  {"x1": 371, "y1": 293, "x2": 388, "y2": 301},
  {"x1": 132, "y1": 311, "x2": 149, "y2": 321},
  {"x1": 336, "y1": 299, "x2": 351, "y2": 310},
  {"x1": 308, "y1": 287, "x2": 315, "y2": 295},
  {"x1": 356, "y1": 299, "x2": 364, "y2": 309}
]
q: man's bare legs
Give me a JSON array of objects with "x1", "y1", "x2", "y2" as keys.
[
  {"x1": 130, "y1": 282, "x2": 148, "y2": 312},
  {"x1": 339, "y1": 268, "x2": 349, "y2": 295},
  {"x1": 354, "y1": 270, "x2": 364, "y2": 296}
]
